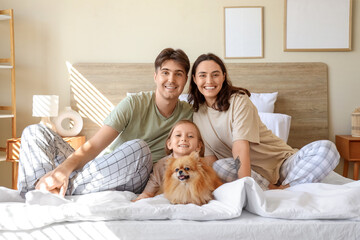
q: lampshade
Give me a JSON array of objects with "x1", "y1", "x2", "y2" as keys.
[{"x1": 32, "y1": 95, "x2": 59, "y2": 117}]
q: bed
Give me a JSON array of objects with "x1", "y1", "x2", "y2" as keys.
[{"x1": 1, "y1": 62, "x2": 359, "y2": 239}]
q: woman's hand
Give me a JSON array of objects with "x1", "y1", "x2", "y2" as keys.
[
  {"x1": 35, "y1": 166, "x2": 71, "y2": 197},
  {"x1": 268, "y1": 183, "x2": 290, "y2": 190}
]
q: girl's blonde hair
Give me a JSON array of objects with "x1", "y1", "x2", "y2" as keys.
[{"x1": 165, "y1": 119, "x2": 205, "y2": 157}]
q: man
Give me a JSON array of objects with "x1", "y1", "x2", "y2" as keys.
[{"x1": 18, "y1": 48, "x2": 193, "y2": 197}]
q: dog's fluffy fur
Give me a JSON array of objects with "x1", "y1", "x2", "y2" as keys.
[{"x1": 163, "y1": 151, "x2": 223, "y2": 205}]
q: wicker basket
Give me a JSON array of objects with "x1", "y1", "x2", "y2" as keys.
[{"x1": 352, "y1": 112, "x2": 360, "y2": 137}]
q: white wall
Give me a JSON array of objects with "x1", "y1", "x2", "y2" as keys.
[{"x1": 1, "y1": 0, "x2": 359, "y2": 187}]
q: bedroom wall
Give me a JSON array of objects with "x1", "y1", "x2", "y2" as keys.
[{"x1": 0, "y1": 0, "x2": 359, "y2": 187}]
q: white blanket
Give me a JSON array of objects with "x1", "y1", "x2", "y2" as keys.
[{"x1": 0, "y1": 172, "x2": 359, "y2": 230}]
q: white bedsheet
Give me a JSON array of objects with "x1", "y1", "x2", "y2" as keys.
[{"x1": 0, "y1": 172, "x2": 359, "y2": 231}]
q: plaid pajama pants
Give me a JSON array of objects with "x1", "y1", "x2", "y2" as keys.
[
  {"x1": 17, "y1": 124, "x2": 152, "y2": 196},
  {"x1": 213, "y1": 140, "x2": 340, "y2": 190}
]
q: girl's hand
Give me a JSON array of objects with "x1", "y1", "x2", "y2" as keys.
[{"x1": 132, "y1": 191, "x2": 155, "y2": 202}]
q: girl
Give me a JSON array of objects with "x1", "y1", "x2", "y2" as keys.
[
  {"x1": 133, "y1": 119, "x2": 204, "y2": 201},
  {"x1": 188, "y1": 53, "x2": 339, "y2": 190}
]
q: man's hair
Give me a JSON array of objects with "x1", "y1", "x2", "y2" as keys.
[{"x1": 154, "y1": 48, "x2": 190, "y2": 74}]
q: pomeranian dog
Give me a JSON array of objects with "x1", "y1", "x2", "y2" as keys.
[{"x1": 163, "y1": 151, "x2": 223, "y2": 205}]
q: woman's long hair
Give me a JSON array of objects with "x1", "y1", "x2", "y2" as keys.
[{"x1": 188, "y1": 53, "x2": 250, "y2": 112}]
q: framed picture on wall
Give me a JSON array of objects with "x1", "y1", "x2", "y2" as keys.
[
  {"x1": 224, "y1": 6, "x2": 264, "y2": 59},
  {"x1": 284, "y1": 0, "x2": 352, "y2": 52}
]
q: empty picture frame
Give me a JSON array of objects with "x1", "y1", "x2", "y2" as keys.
[
  {"x1": 224, "y1": 7, "x2": 264, "y2": 58},
  {"x1": 284, "y1": 0, "x2": 352, "y2": 51}
]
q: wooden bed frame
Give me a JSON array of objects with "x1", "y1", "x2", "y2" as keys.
[{"x1": 69, "y1": 62, "x2": 328, "y2": 149}]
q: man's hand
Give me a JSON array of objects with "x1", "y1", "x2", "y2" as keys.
[
  {"x1": 33, "y1": 125, "x2": 119, "y2": 197},
  {"x1": 35, "y1": 168, "x2": 70, "y2": 197}
]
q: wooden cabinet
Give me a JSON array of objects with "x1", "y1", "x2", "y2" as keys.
[{"x1": 335, "y1": 135, "x2": 360, "y2": 180}]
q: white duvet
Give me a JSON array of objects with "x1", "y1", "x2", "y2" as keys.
[{"x1": 0, "y1": 172, "x2": 359, "y2": 231}]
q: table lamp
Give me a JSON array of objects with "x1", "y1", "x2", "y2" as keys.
[{"x1": 32, "y1": 95, "x2": 59, "y2": 132}]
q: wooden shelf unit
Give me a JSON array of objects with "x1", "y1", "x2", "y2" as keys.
[
  {"x1": 0, "y1": 9, "x2": 16, "y2": 156},
  {"x1": 336, "y1": 135, "x2": 360, "y2": 180}
]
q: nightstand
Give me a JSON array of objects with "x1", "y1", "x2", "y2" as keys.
[
  {"x1": 335, "y1": 135, "x2": 360, "y2": 180},
  {"x1": 6, "y1": 135, "x2": 86, "y2": 189}
]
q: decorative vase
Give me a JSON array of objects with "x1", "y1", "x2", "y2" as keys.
[{"x1": 54, "y1": 106, "x2": 83, "y2": 137}]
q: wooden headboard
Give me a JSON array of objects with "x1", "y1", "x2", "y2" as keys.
[{"x1": 69, "y1": 62, "x2": 328, "y2": 149}]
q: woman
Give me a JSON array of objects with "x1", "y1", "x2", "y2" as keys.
[{"x1": 188, "y1": 53, "x2": 339, "y2": 190}]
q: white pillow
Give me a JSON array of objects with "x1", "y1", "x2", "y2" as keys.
[
  {"x1": 258, "y1": 112, "x2": 291, "y2": 143},
  {"x1": 250, "y1": 92, "x2": 278, "y2": 113}
]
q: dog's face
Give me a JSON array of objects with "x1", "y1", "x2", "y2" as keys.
[
  {"x1": 167, "y1": 152, "x2": 201, "y2": 184},
  {"x1": 175, "y1": 166, "x2": 190, "y2": 181},
  {"x1": 164, "y1": 151, "x2": 223, "y2": 205}
]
